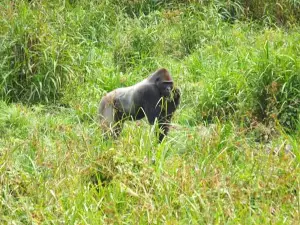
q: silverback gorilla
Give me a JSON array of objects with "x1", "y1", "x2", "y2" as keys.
[{"x1": 98, "y1": 68, "x2": 180, "y2": 142}]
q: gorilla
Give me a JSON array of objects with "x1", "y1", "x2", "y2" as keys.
[{"x1": 98, "y1": 68, "x2": 180, "y2": 142}]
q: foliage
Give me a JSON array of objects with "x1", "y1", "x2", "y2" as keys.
[
  {"x1": 217, "y1": 0, "x2": 300, "y2": 25},
  {"x1": 0, "y1": 0, "x2": 300, "y2": 223}
]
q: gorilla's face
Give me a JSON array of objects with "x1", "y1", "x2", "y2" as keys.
[{"x1": 157, "y1": 81, "x2": 173, "y2": 97}]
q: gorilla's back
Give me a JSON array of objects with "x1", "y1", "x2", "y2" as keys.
[{"x1": 114, "y1": 87, "x2": 136, "y2": 113}]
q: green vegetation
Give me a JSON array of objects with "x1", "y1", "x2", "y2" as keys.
[{"x1": 0, "y1": 0, "x2": 299, "y2": 224}]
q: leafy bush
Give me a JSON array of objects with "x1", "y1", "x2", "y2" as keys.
[
  {"x1": 179, "y1": 10, "x2": 208, "y2": 55},
  {"x1": 112, "y1": 0, "x2": 161, "y2": 17},
  {"x1": 112, "y1": 26, "x2": 158, "y2": 72},
  {"x1": 195, "y1": 30, "x2": 299, "y2": 131},
  {"x1": 195, "y1": 71, "x2": 246, "y2": 123},
  {"x1": 248, "y1": 53, "x2": 300, "y2": 131},
  {"x1": 0, "y1": 1, "x2": 117, "y2": 103},
  {"x1": 217, "y1": 0, "x2": 300, "y2": 25},
  {"x1": 0, "y1": 2, "x2": 75, "y2": 103}
]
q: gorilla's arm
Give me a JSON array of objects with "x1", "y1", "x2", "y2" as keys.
[
  {"x1": 157, "y1": 88, "x2": 181, "y2": 142},
  {"x1": 167, "y1": 88, "x2": 181, "y2": 114},
  {"x1": 136, "y1": 85, "x2": 162, "y2": 125}
]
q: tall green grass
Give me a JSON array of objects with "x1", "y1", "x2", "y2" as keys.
[
  {"x1": 0, "y1": 0, "x2": 300, "y2": 223},
  {"x1": 0, "y1": 101, "x2": 299, "y2": 223},
  {"x1": 1, "y1": 0, "x2": 299, "y2": 129},
  {"x1": 217, "y1": 0, "x2": 300, "y2": 25}
]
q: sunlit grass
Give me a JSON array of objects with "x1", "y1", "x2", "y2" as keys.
[{"x1": 0, "y1": 0, "x2": 300, "y2": 224}]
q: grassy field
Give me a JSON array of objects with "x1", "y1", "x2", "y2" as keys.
[{"x1": 0, "y1": 0, "x2": 300, "y2": 224}]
